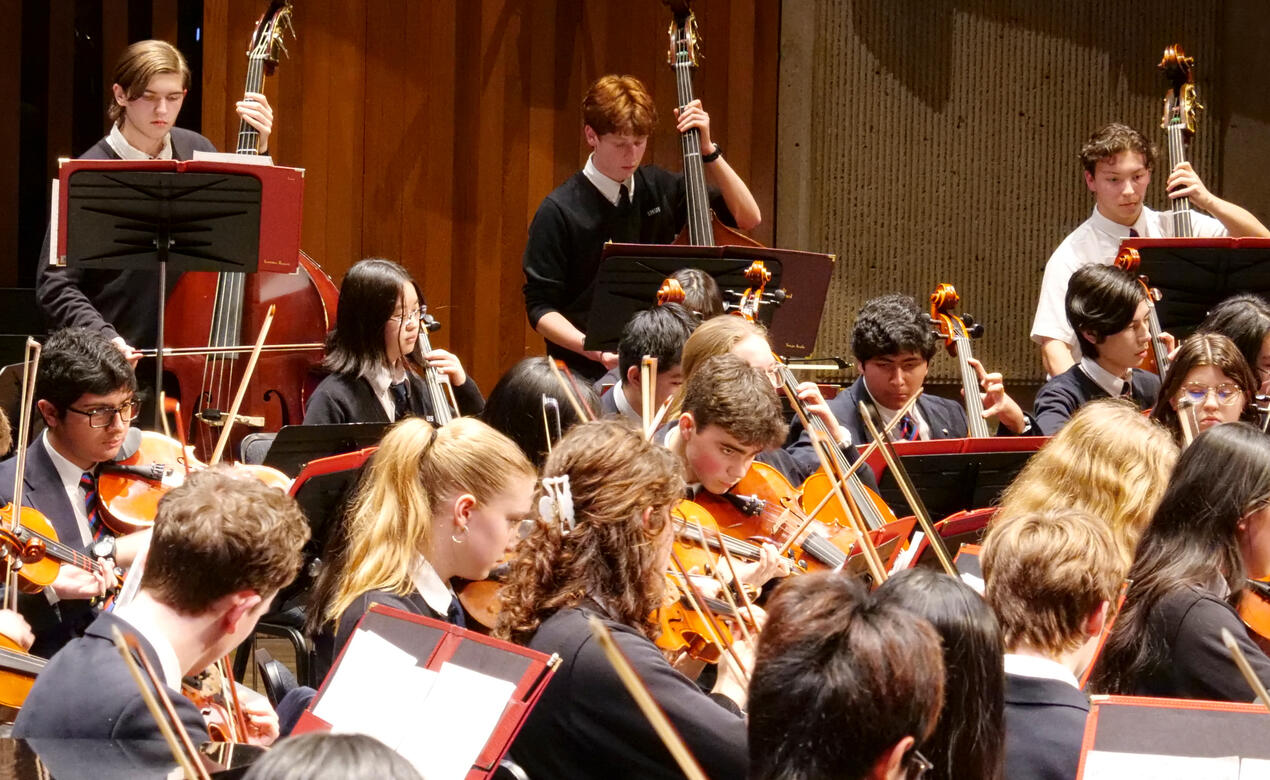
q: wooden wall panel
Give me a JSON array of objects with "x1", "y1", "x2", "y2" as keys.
[
  {"x1": 200, "y1": 1, "x2": 780, "y2": 389},
  {"x1": 779, "y1": 1, "x2": 1242, "y2": 388}
]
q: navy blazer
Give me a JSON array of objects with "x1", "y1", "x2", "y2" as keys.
[
  {"x1": 1002, "y1": 673, "x2": 1090, "y2": 780},
  {"x1": 789, "y1": 377, "x2": 969, "y2": 456},
  {"x1": 14, "y1": 611, "x2": 209, "y2": 741},
  {"x1": 0, "y1": 438, "x2": 98, "y2": 657},
  {"x1": 303, "y1": 370, "x2": 484, "y2": 426}
]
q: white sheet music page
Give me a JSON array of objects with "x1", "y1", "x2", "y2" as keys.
[
  {"x1": 1082, "y1": 751, "x2": 1239, "y2": 779},
  {"x1": 313, "y1": 627, "x2": 421, "y2": 742},
  {"x1": 397, "y1": 660, "x2": 517, "y2": 780}
]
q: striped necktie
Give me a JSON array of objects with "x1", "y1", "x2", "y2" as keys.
[
  {"x1": 81, "y1": 471, "x2": 105, "y2": 541},
  {"x1": 896, "y1": 414, "x2": 920, "y2": 441}
]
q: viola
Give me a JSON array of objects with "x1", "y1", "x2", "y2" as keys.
[
  {"x1": 928, "y1": 283, "x2": 991, "y2": 438},
  {"x1": 1238, "y1": 578, "x2": 1270, "y2": 656},
  {"x1": 183, "y1": 660, "x2": 252, "y2": 744},
  {"x1": 695, "y1": 461, "x2": 859, "y2": 575},
  {"x1": 665, "y1": 0, "x2": 761, "y2": 249},
  {"x1": 164, "y1": 0, "x2": 340, "y2": 462},
  {"x1": 654, "y1": 576, "x2": 738, "y2": 664},
  {"x1": 0, "y1": 632, "x2": 44, "y2": 711}
]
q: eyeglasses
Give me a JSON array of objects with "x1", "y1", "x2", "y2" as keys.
[
  {"x1": 388, "y1": 306, "x2": 427, "y2": 324},
  {"x1": 905, "y1": 749, "x2": 934, "y2": 780},
  {"x1": 66, "y1": 399, "x2": 141, "y2": 428},
  {"x1": 1177, "y1": 383, "x2": 1243, "y2": 406}
]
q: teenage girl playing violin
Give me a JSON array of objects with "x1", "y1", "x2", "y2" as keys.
[
  {"x1": 1150, "y1": 332, "x2": 1259, "y2": 441},
  {"x1": 304, "y1": 258, "x2": 483, "y2": 426},
  {"x1": 0, "y1": 328, "x2": 152, "y2": 657},
  {"x1": 499, "y1": 419, "x2": 752, "y2": 780},
  {"x1": 307, "y1": 417, "x2": 535, "y2": 680}
]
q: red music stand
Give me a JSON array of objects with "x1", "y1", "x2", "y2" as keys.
[
  {"x1": 908, "y1": 507, "x2": 997, "y2": 570},
  {"x1": 293, "y1": 604, "x2": 558, "y2": 780}
]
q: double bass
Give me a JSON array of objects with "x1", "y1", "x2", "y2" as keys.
[{"x1": 164, "y1": 0, "x2": 339, "y2": 461}]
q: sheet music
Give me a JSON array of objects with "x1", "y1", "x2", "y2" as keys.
[
  {"x1": 399, "y1": 661, "x2": 517, "y2": 780},
  {"x1": 191, "y1": 150, "x2": 274, "y2": 166},
  {"x1": 1083, "y1": 751, "x2": 1241, "y2": 779},
  {"x1": 313, "y1": 628, "x2": 420, "y2": 735},
  {"x1": 1241, "y1": 758, "x2": 1270, "y2": 779}
]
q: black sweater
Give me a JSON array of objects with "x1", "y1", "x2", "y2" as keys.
[
  {"x1": 1032, "y1": 364, "x2": 1159, "y2": 436},
  {"x1": 303, "y1": 369, "x2": 484, "y2": 425},
  {"x1": 521, "y1": 165, "x2": 732, "y2": 379},
  {"x1": 36, "y1": 127, "x2": 218, "y2": 347}
]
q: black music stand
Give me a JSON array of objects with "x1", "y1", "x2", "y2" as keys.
[
  {"x1": 62, "y1": 168, "x2": 263, "y2": 428},
  {"x1": 585, "y1": 243, "x2": 835, "y2": 357},
  {"x1": 1121, "y1": 237, "x2": 1270, "y2": 338},
  {"x1": 875, "y1": 450, "x2": 1036, "y2": 521},
  {"x1": 262, "y1": 423, "x2": 390, "y2": 478}
]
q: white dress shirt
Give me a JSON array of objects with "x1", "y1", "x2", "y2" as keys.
[
  {"x1": 110, "y1": 607, "x2": 184, "y2": 691},
  {"x1": 1031, "y1": 205, "x2": 1225, "y2": 353},
  {"x1": 610, "y1": 379, "x2": 641, "y2": 423},
  {"x1": 1077, "y1": 356, "x2": 1132, "y2": 398},
  {"x1": 583, "y1": 154, "x2": 635, "y2": 206},
  {"x1": 1003, "y1": 652, "x2": 1080, "y2": 690},
  {"x1": 105, "y1": 123, "x2": 174, "y2": 161},
  {"x1": 362, "y1": 362, "x2": 410, "y2": 422},
  {"x1": 40, "y1": 430, "x2": 96, "y2": 547},
  {"x1": 863, "y1": 382, "x2": 929, "y2": 441},
  {"x1": 409, "y1": 555, "x2": 457, "y2": 617}
]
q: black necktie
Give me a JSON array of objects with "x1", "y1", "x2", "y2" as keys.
[
  {"x1": 389, "y1": 380, "x2": 410, "y2": 420},
  {"x1": 618, "y1": 184, "x2": 631, "y2": 210},
  {"x1": 447, "y1": 592, "x2": 467, "y2": 629},
  {"x1": 1128, "y1": 228, "x2": 1139, "y2": 238}
]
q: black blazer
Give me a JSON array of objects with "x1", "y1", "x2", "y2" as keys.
[
  {"x1": 1032, "y1": 364, "x2": 1160, "y2": 436},
  {"x1": 35, "y1": 127, "x2": 218, "y2": 348},
  {"x1": 303, "y1": 370, "x2": 484, "y2": 426},
  {"x1": 511, "y1": 605, "x2": 747, "y2": 780},
  {"x1": 1003, "y1": 673, "x2": 1090, "y2": 780},
  {"x1": 0, "y1": 439, "x2": 98, "y2": 657},
  {"x1": 13, "y1": 611, "x2": 209, "y2": 741},
  {"x1": 312, "y1": 589, "x2": 443, "y2": 685},
  {"x1": 1130, "y1": 584, "x2": 1270, "y2": 701},
  {"x1": 790, "y1": 377, "x2": 969, "y2": 452}
]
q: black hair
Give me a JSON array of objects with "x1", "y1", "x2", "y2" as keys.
[
  {"x1": 1200, "y1": 293, "x2": 1270, "y2": 380},
  {"x1": 1065, "y1": 264, "x2": 1146, "y2": 359},
  {"x1": 851, "y1": 294, "x2": 937, "y2": 363},
  {"x1": 1090, "y1": 423, "x2": 1270, "y2": 694},
  {"x1": 669, "y1": 268, "x2": 725, "y2": 320},
  {"x1": 874, "y1": 568, "x2": 1006, "y2": 780},
  {"x1": 480, "y1": 357, "x2": 598, "y2": 468},
  {"x1": 616, "y1": 304, "x2": 695, "y2": 377},
  {"x1": 36, "y1": 328, "x2": 137, "y2": 416},
  {"x1": 324, "y1": 258, "x2": 425, "y2": 377},
  {"x1": 242, "y1": 732, "x2": 421, "y2": 780},
  {"x1": 749, "y1": 572, "x2": 945, "y2": 780}
]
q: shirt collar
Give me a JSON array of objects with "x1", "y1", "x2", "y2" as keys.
[
  {"x1": 861, "y1": 381, "x2": 926, "y2": 440},
  {"x1": 111, "y1": 607, "x2": 184, "y2": 691},
  {"x1": 106, "y1": 123, "x2": 174, "y2": 161},
  {"x1": 41, "y1": 429, "x2": 92, "y2": 489},
  {"x1": 610, "y1": 379, "x2": 640, "y2": 423},
  {"x1": 1078, "y1": 356, "x2": 1131, "y2": 398},
  {"x1": 583, "y1": 154, "x2": 635, "y2": 206},
  {"x1": 1004, "y1": 653, "x2": 1080, "y2": 689},
  {"x1": 409, "y1": 555, "x2": 456, "y2": 617},
  {"x1": 1087, "y1": 204, "x2": 1149, "y2": 240},
  {"x1": 361, "y1": 362, "x2": 409, "y2": 418}
]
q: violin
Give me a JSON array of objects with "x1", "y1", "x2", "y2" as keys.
[
  {"x1": 182, "y1": 660, "x2": 252, "y2": 744},
  {"x1": 928, "y1": 283, "x2": 991, "y2": 437},
  {"x1": 654, "y1": 576, "x2": 739, "y2": 664},
  {"x1": 1238, "y1": 578, "x2": 1270, "y2": 656},
  {"x1": 665, "y1": 0, "x2": 761, "y2": 249}
]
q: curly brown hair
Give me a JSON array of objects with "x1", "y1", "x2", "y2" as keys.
[{"x1": 495, "y1": 420, "x2": 685, "y2": 644}]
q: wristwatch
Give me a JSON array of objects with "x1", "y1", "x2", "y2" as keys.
[
  {"x1": 702, "y1": 143, "x2": 723, "y2": 163},
  {"x1": 92, "y1": 536, "x2": 116, "y2": 561}
]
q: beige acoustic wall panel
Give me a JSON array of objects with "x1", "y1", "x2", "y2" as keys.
[{"x1": 779, "y1": 1, "x2": 1221, "y2": 385}]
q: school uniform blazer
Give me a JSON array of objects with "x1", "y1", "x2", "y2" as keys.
[
  {"x1": 13, "y1": 611, "x2": 209, "y2": 741},
  {"x1": 1002, "y1": 673, "x2": 1090, "y2": 780},
  {"x1": 1032, "y1": 365, "x2": 1160, "y2": 436},
  {"x1": 597, "y1": 386, "x2": 621, "y2": 418},
  {"x1": 790, "y1": 377, "x2": 969, "y2": 452},
  {"x1": 303, "y1": 370, "x2": 484, "y2": 426},
  {"x1": 312, "y1": 589, "x2": 443, "y2": 685},
  {"x1": 511, "y1": 604, "x2": 747, "y2": 780},
  {"x1": 36, "y1": 127, "x2": 218, "y2": 348},
  {"x1": 0, "y1": 439, "x2": 98, "y2": 657}
]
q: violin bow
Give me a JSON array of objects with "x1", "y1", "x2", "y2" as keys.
[
  {"x1": 110, "y1": 626, "x2": 211, "y2": 780},
  {"x1": 209, "y1": 304, "x2": 276, "y2": 466},
  {"x1": 858, "y1": 401, "x2": 957, "y2": 577},
  {"x1": 586, "y1": 614, "x2": 710, "y2": 780},
  {"x1": 1221, "y1": 627, "x2": 1270, "y2": 715},
  {"x1": 701, "y1": 521, "x2": 762, "y2": 638},
  {"x1": 670, "y1": 550, "x2": 750, "y2": 685},
  {"x1": 641, "y1": 356, "x2": 657, "y2": 439},
  {"x1": 5, "y1": 340, "x2": 41, "y2": 608},
  {"x1": 778, "y1": 377, "x2": 887, "y2": 584},
  {"x1": 541, "y1": 395, "x2": 562, "y2": 457},
  {"x1": 547, "y1": 360, "x2": 590, "y2": 422}
]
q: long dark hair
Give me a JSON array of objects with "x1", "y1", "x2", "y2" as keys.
[
  {"x1": 875, "y1": 568, "x2": 1005, "y2": 780},
  {"x1": 1200, "y1": 293, "x2": 1270, "y2": 380},
  {"x1": 480, "y1": 357, "x2": 597, "y2": 468},
  {"x1": 1090, "y1": 423, "x2": 1270, "y2": 693},
  {"x1": 1151, "y1": 332, "x2": 1258, "y2": 437},
  {"x1": 324, "y1": 258, "x2": 424, "y2": 377}
]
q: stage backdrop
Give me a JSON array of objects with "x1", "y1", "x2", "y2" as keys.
[{"x1": 201, "y1": 0, "x2": 780, "y2": 389}]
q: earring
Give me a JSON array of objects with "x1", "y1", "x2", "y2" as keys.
[{"x1": 451, "y1": 525, "x2": 469, "y2": 544}]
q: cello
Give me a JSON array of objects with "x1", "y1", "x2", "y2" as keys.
[
  {"x1": 928, "y1": 283, "x2": 991, "y2": 437},
  {"x1": 163, "y1": 0, "x2": 340, "y2": 461}
]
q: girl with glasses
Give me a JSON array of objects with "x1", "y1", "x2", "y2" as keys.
[
  {"x1": 304, "y1": 258, "x2": 483, "y2": 426},
  {"x1": 1150, "y1": 332, "x2": 1258, "y2": 440}
]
